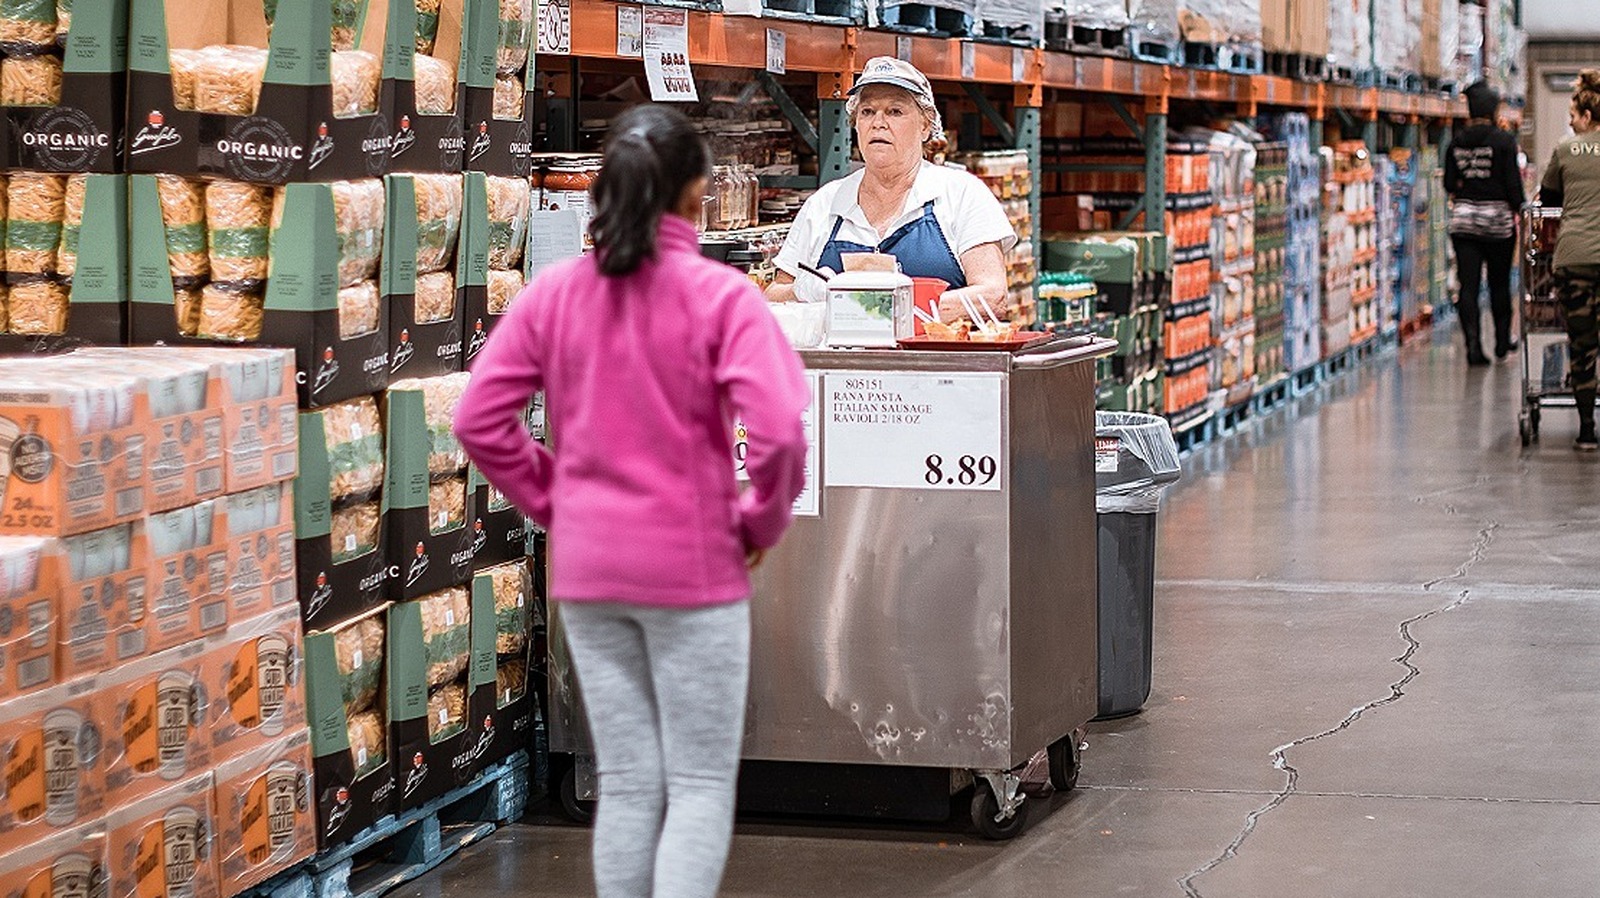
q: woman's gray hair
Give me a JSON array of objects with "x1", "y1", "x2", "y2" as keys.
[{"x1": 846, "y1": 85, "x2": 945, "y2": 146}]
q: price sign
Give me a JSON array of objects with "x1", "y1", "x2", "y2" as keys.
[
  {"x1": 765, "y1": 28, "x2": 786, "y2": 75},
  {"x1": 617, "y1": 6, "x2": 643, "y2": 57},
  {"x1": 643, "y1": 7, "x2": 697, "y2": 102},
  {"x1": 823, "y1": 371, "x2": 1003, "y2": 491},
  {"x1": 961, "y1": 42, "x2": 976, "y2": 79},
  {"x1": 537, "y1": 0, "x2": 571, "y2": 55},
  {"x1": 732, "y1": 372, "x2": 822, "y2": 517},
  {"x1": 1095, "y1": 436, "x2": 1118, "y2": 473},
  {"x1": 1012, "y1": 48, "x2": 1025, "y2": 83},
  {"x1": 896, "y1": 35, "x2": 912, "y2": 61}
]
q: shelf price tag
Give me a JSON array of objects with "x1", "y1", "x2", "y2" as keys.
[
  {"x1": 643, "y1": 7, "x2": 697, "y2": 102},
  {"x1": 1012, "y1": 48, "x2": 1025, "y2": 83},
  {"x1": 896, "y1": 36, "x2": 912, "y2": 61},
  {"x1": 766, "y1": 28, "x2": 786, "y2": 75},
  {"x1": 961, "y1": 42, "x2": 976, "y2": 79},
  {"x1": 617, "y1": 6, "x2": 643, "y2": 57},
  {"x1": 823, "y1": 371, "x2": 1003, "y2": 491},
  {"x1": 537, "y1": 0, "x2": 571, "y2": 54},
  {"x1": 732, "y1": 372, "x2": 822, "y2": 517}
]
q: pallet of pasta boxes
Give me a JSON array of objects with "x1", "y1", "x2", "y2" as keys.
[
  {"x1": 387, "y1": 0, "x2": 478, "y2": 174},
  {"x1": 387, "y1": 580, "x2": 494, "y2": 810},
  {"x1": 460, "y1": 0, "x2": 534, "y2": 176},
  {"x1": 474, "y1": 558, "x2": 534, "y2": 771},
  {"x1": 294, "y1": 395, "x2": 389, "y2": 630},
  {"x1": 0, "y1": 172, "x2": 129, "y2": 351},
  {"x1": 129, "y1": 175, "x2": 390, "y2": 408},
  {"x1": 304, "y1": 602, "x2": 394, "y2": 848},
  {"x1": 125, "y1": 0, "x2": 397, "y2": 182},
  {"x1": 462, "y1": 169, "x2": 528, "y2": 363},
  {"x1": 384, "y1": 373, "x2": 475, "y2": 600},
  {"x1": 468, "y1": 391, "x2": 537, "y2": 572},
  {"x1": 385, "y1": 173, "x2": 469, "y2": 378},
  {"x1": 0, "y1": 0, "x2": 127, "y2": 172}
]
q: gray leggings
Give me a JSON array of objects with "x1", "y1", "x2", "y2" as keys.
[{"x1": 561, "y1": 599, "x2": 751, "y2": 898}]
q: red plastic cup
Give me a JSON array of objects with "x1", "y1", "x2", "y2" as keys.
[{"x1": 910, "y1": 277, "x2": 949, "y2": 335}]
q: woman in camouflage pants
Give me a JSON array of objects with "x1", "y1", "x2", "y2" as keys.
[{"x1": 1541, "y1": 70, "x2": 1600, "y2": 450}]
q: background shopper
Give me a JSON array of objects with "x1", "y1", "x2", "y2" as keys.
[
  {"x1": 455, "y1": 104, "x2": 811, "y2": 897},
  {"x1": 1445, "y1": 82, "x2": 1525, "y2": 366},
  {"x1": 1539, "y1": 70, "x2": 1600, "y2": 450}
]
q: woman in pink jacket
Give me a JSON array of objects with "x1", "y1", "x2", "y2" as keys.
[{"x1": 454, "y1": 105, "x2": 810, "y2": 898}]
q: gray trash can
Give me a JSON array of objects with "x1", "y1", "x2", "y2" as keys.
[{"x1": 1093, "y1": 412, "x2": 1181, "y2": 719}]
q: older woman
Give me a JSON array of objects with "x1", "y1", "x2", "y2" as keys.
[{"x1": 766, "y1": 57, "x2": 1016, "y2": 320}]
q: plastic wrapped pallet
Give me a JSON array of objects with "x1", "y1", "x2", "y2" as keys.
[
  {"x1": 1065, "y1": 0, "x2": 1128, "y2": 28},
  {"x1": 1129, "y1": 0, "x2": 1179, "y2": 46},
  {"x1": 0, "y1": 50, "x2": 61, "y2": 106},
  {"x1": 1176, "y1": 0, "x2": 1259, "y2": 44},
  {"x1": 977, "y1": 0, "x2": 1041, "y2": 38},
  {"x1": 1328, "y1": 0, "x2": 1371, "y2": 72}
]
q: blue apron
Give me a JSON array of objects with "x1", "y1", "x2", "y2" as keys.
[{"x1": 817, "y1": 200, "x2": 967, "y2": 288}]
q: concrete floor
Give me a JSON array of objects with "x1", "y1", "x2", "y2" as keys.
[{"x1": 400, "y1": 328, "x2": 1600, "y2": 897}]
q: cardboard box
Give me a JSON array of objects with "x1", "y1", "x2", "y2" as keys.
[
  {"x1": 383, "y1": 377, "x2": 475, "y2": 600},
  {"x1": 57, "y1": 523, "x2": 150, "y2": 679},
  {"x1": 98, "y1": 640, "x2": 213, "y2": 808},
  {"x1": 1261, "y1": 0, "x2": 1291, "y2": 52},
  {"x1": 1293, "y1": 0, "x2": 1330, "y2": 58},
  {"x1": 387, "y1": 584, "x2": 494, "y2": 811},
  {"x1": 224, "y1": 482, "x2": 298, "y2": 624},
  {"x1": 0, "y1": 174, "x2": 130, "y2": 352},
  {"x1": 212, "y1": 728, "x2": 316, "y2": 896},
  {"x1": 460, "y1": 0, "x2": 533, "y2": 177},
  {"x1": 1044, "y1": 239, "x2": 1139, "y2": 315},
  {"x1": 469, "y1": 463, "x2": 527, "y2": 571},
  {"x1": 293, "y1": 405, "x2": 389, "y2": 630},
  {"x1": 0, "y1": 675, "x2": 105, "y2": 854},
  {"x1": 460, "y1": 171, "x2": 499, "y2": 364},
  {"x1": 0, "y1": 1, "x2": 128, "y2": 173},
  {"x1": 474, "y1": 560, "x2": 534, "y2": 772},
  {"x1": 125, "y1": 0, "x2": 399, "y2": 182},
  {"x1": 304, "y1": 604, "x2": 394, "y2": 848},
  {"x1": 0, "y1": 536, "x2": 57, "y2": 700},
  {"x1": 206, "y1": 606, "x2": 307, "y2": 764},
  {"x1": 386, "y1": 0, "x2": 472, "y2": 174},
  {"x1": 145, "y1": 501, "x2": 230, "y2": 653},
  {"x1": 0, "y1": 355, "x2": 148, "y2": 539},
  {"x1": 384, "y1": 174, "x2": 466, "y2": 378},
  {"x1": 129, "y1": 177, "x2": 391, "y2": 409},
  {"x1": 0, "y1": 822, "x2": 109, "y2": 898},
  {"x1": 106, "y1": 774, "x2": 219, "y2": 898}
]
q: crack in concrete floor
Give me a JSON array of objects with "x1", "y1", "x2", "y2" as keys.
[
  {"x1": 1175, "y1": 519, "x2": 1501, "y2": 898},
  {"x1": 1084, "y1": 784, "x2": 1600, "y2": 807}
]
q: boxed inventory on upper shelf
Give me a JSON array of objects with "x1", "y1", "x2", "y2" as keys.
[{"x1": 0, "y1": 173, "x2": 129, "y2": 349}]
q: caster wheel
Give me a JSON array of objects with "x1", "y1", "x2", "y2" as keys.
[
  {"x1": 970, "y1": 780, "x2": 1029, "y2": 840},
  {"x1": 1520, "y1": 416, "x2": 1532, "y2": 447},
  {"x1": 1047, "y1": 736, "x2": 1081, "y2": 793},
  {"x1": 558, "y1": 762, "x2": 596, "y2": 825},
  {"x1": 1532, "y1": 405, "x2": 1542, "y2": 440}
]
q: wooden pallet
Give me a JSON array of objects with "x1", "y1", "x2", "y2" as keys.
[
  {"x1": 756, "y1": 0, "x2": 865, "y2": 24},
  {"x1": 244, "y1": 753, "x2": 530, "y2": 898},
  {"x1": 1264, "y1": 51, "x2": 1327, "y2": 83},
  {"x1": 1182, "y1": 41, "x2": 1263, "y2": 75},
  {"x1": 1131, "y1": 37, "x2": 1180, "y2": 65},
  {"x1": 1171, "y1": 409, "x2": 1217, "y2": 454},
  {"x1": 875, "y1": 2, "x2": 973, "y2": 37},
  {"x1": 1048, "y1": 23, "x2": 1130, "y2": 57}
]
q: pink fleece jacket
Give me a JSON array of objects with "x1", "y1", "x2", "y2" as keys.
[{"x1": 454, "y1": 216, "x2": 811, "y2": 608}]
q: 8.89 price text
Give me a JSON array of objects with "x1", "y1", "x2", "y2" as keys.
[{"x1": 923, "y1": 453, "x2": 998, "y2": 487}]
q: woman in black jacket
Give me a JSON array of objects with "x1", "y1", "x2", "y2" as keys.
[{"x1": 1444, "y1": 82, "x2": 1526, "y2": 366}]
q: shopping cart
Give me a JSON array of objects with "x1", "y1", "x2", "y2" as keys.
[{"x1": 1519, "y1": 204, "x2": 1568, "y2": 446}]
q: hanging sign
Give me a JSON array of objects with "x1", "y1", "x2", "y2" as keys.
[
  {"x1": 643, "y1": 7, "x2": 697, "y2": 102},
  {"x1": 896, "y1": 36, "x2": 912, "y2": 61},
  {"x1": 766, "y1": 28, "x2": 786, "y2": 75},
  {"x1": 537, "y1": 0, "x2": 571, "y2": 55},
  {"x1": 617, "y1": 6, "x2": 643, "y2": 57},
  {"x1": 823, "y1": 371, "x2": 1003, "y2": 491}
]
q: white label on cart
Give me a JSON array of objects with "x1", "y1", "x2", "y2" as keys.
[
  {"x1": 643, "y1": 8, "x2": 697, "y2": 102},
  {"x1": 732, "y1": 371, "x2": 822, "y2": 516},
  {"x1": 765, "y1": 29, "x2": 786, "y2": 75},
  {"x1": 617, "y1": 6, "x2": 643, "y2": 57},
  {"x1": 823, "y1": 371, "x2": 1003, "y2": 491},
  {"x1": 1095, "y1": 437, "x2": 1119, "y2": 474}
]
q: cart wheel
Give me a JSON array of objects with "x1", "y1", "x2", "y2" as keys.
[
  {"x1": 1532, "y1": 405, "x2": 1542, "y2": 439},
  {"x1": 1047, "y1": 736, "x2": 1081, "y2": 793},
  {"x1": 558, "y1": 762, "x2": 596, "y2": 825},
  {"x1": 970, "y1": 780, "x2": 1029, "y2": 840},
  {"x1": 1520, "y1": 414, "x2": 1533, "y2": 447}
]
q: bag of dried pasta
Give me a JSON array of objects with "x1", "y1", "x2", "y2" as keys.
[
  {"x1": 497, "y1": 0, "x2": 533, "y2": 75},
  {"x1": 169, "y1": 48, "x2": 204, "y2": 111},
  {"x1": 414, "y1": 52, "x2": 455, "y2": 116},
  {"x1": 429, "y1": 476, "x2": 466, "y2": 535},
  {"x1": 411, "y1": 173, "x2": 462, "y2": 274},
  {"x1": 493, "y1": 72, "x2": 524, "y2": 121},
  {"x1": 6, "y1": 172, "x2": 64, "y2": 276},
  {"x1": 330, "y1": 0, "x2": 362, "y2": 51},
  {"x1": 347, "y1": 710, "x2": 386, "y2": 777},
  {"x1": 413, "y1": 271, "x2": 455, "y2": 325},
  {"x1": 174, "y1": 287, "x2": 202, "y2": 337},
  {"x1": 331, "y1": 502, "x2": 380, "y2": 563},
  {"x1": 415, "y1": 0, "x2": 440, "y2": 55},
  {"x1": 390, "y1": 373, "x2": 469, "y2": 474},
  {"x1": 333, "y1": 179, "x2": 384, "y2": 286},
  {"x1": 206, "y1": 180, "x2": 273, "y2": 285},
  {"x1": 496, "y1": 658, "x2": 527, "y2": 707},
  {"x1": 320, "y1": 396, "x2": 385, "y2": 503},
  {"x1": 157, "y1": 175, "x2": 209, "y2": 282},
  {"x1": 192, "y1": 44, "x2": 268, "y2": 116},
  {"x1": 197, "y1": 283, "x2": 264, "y2": 342},
  {"x1": 418, "y1": 587, "x2": 470, "y2": 689},
  {"x1": 331, "y1": 49, "x2": 380, "y2": 118},
  {"x1": 0, "y1": 0, "x2": 57, "y2": 48},
  {"x1": 0, "y1": 50, "x2": 61, "y2": 107},
  {"x1": 487, "y1": 269, "x2": 525, "y2": 315},
  {"x1": 0, "y1": 281, "x2": 9, "y2": 332},
  {"x1": 335, "y1": 615, "x2": 385, "y2": 714},
  {"x1": 486, "y1": 176, "x2": 530, "y2": 271},
  {"x1": 427, "y1": 682, "x2": 466, "y2": 743},
  {"x1": 55, "y1": 174, "x2": 85, "y2": 279},
  {"x1": 6, "y1": 277, "x2": 65, "y2": 335},
  {"x1": 53, "y1": 0, "x2": 67, "y2": 39},
  {"x1": 488, "y1": 561, "x2": 531, "y2": 656},
  {"x1": 338, "y1": 280, "x2": 381, "y2": 340}
]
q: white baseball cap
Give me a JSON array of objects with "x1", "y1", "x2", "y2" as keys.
[{"x1": 850, "y1": 56, "x2": 935, "y2": 106}]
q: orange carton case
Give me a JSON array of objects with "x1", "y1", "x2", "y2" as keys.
[
  {"x1": 224, "y1": 482, "x2": 297, "y2": 624},
  {"x1": 0, "y1": 675, "x2": 106, "y2": 855},
  {"x1": 56, "y1": 523, "x2": 151, "y2": 679},
  {"x1": 106, "y1": 774, "x2": 219, "y2": 898},
  {"x1": 0, "y1": 823, "x2": 110, "y2": 898},
  {"x1": 206, "y1": 606, "x2": 306, "y2": 764},
  {"x1": 0, "y1": 536, "x2": 58, "y2": 700},
  {"x1": 146, "y1": 500, "x2": 230, "y2": 653},
  {"x1": 213, "y1": 728, "x2": 315, "y2": 895},
  {"x1": 98, "y1": 640, "x2": 213, "y2": 809}
]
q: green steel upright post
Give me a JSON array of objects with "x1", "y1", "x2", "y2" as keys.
[
  {"x1": 1362, "y1": 118, "x2": 1378, "y2": 153},
  {"x1": 1310, "y1": 118, "x2": 1325, "y2": 153},
  {"x1": 819, "y1": 99, "x2": 853, "y2": 186},
  {"x1": 1144, "y1": 112, "x2": 1167, "y2": 232},
  {"x1": 1015, "y1": 105, "x2": 1042, "y2": 271}
]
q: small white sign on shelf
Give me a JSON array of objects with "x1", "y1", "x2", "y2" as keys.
[
  {"x1": 896, "y1": 35, "x2": 913, "y2": 61},
  {"x1": 537, "y1": 0, "x2": 571, "y2": 55},
  {"x1": 617, "y1": 6, "x2": 643, "y2": 57},
  {"x1": 823, "y1": 371, "x2": 1004, "y2": 491},
  {"x1": 1012, "y1": 48, "x2": 1026, "y2": 83},
  {"x1": 528, "y1": 210, "x2": 583, "y2": 274},
  {"x1": 961, "y1": 42, "x2": 976, "y2": 79},
  {"x1": 643, "y1": 7, "x2": 698, "y2": 102},
  {"x1": 766, "y1": 28, "x2": 786, "y2": 75}
]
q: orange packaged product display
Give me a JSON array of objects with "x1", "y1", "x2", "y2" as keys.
[
  {"x1": 213, "y1": 728, "x2": 316, "y2": 895},
  {"x1": 224, "y1": 481, "x2": 297, "y2": 623},
  {"x1": 106, "y1": 774, "x2": 219, "y2": 898},
  {"x1": 0, "y1": 536, "x2": 57, "y2": 700},
  {"x1": 0, "y1": 822, "x2": 109, "y2": 898},
  {"x1": 146, "y1": 347, "x2": 299, "y2": 495},
  {"x1": 56, "y1": 523, "x2": 151, "y2": 679},
  {"x1": 146, "y1": 500, "x2": 231, "y2": 654},
  {"x1": 0, "y1": 362, "x2": 149, "y2": 538},
  {"x1": 205, "y1": 606, "x2": 305, "y2": 763},
  {"x1": 98, "y1": 640, "x2": 213, "y2": 808},
  {"x1": 0, "y1": 675, "x2": 105, "y2": 854}
]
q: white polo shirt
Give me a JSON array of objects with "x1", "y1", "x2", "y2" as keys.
[{"x1": 774, "y1": 161, "x2": 1018, "y2": 278}]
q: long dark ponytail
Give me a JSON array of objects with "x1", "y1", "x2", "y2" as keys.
[{"x1": 589, "y1": 104, "x2": 711, "y2": 277}]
